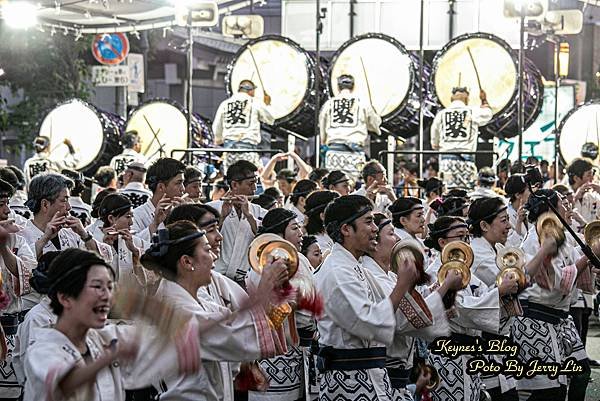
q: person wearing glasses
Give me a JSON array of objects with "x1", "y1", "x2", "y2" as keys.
[
  {"x1": 352, "y1": 160, "x2": 396, "y2": 213},
  {"x1": 132, "y1": 157, "x2": 186, "y2": 243},
  {"x1": 21, "y1": 248, "x2": 203, "y2": 401},
  {"x1": 207, "y1": 160, "x2": 267, "y2": 286}
]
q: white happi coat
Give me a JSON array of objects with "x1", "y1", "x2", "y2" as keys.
[
  {"x1": 285, "y1": 203, "x2": 306, "y2": 227},
  {"x1": 0, "y1": 234, "x2": 37, "y2": 398},
  {"x1": 10, "y1": 191, "x2": 31, "y2": 220},
  {"x1": 314, "y1": 243, "x2": 397, "y2": 401},
  {"x1": 511, "y1": 226, "x2": 586, "y2": 391},
  {"x1": 430, "y1": 100, "x2": 492, "y2": 153},
  {"x1": 207, "y1": 200, "x2": 267, "y2": 283},
  {"x1": 426, "y1": 255, "x2": 501, "y2": 401},
  {"x1": 319, "y1": 90, "x2": 381, "y2": 147},
  {"x1": 352, "y1": 186, "x2": 393, "y2": 215},
  {"x1": 69, "y1": 197, "x2": 92, "y2": 227},
  {"x1": 13, "y1": 296, "x2": 56, "y2": 385},
  {"x1": 17, "y1": 221, "x2": 112, "y2": 307},
  {"x1": 155, "y1": 279, "x2": 279, "y2": 401},
  {"x1": 109, "y1": 149, "x2": 147, "y2": 176},
  {"x1": 23, "y1": 152, "x2": 78, "y2": 189},
  {"x1": 23, "y1": 323, "x2": 197, "y2": 401},
  {"x1": 506, "y1": 203, "x2": 528, "y2": 247},
  {"x1": 89, "y1": 225, "x2": 150, "y2": 289},
  {"x1": 315, "y1": 233, "x2": 333, "y2": 255},
  {"x1": 132, "y1": 200, "x2": 158, "y2": 243},
  {"x1": 120, "y1": 182, "x2": 152, "y2": 210},
  {"x1": 212, "y1": 92, "x2": 275, "y2": 145}
]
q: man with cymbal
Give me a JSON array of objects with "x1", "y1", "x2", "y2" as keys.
[
  {"x1": 430, "y1": 87, "x2": 492, "y2": 189},
  {"x1": 212, "y1": 80, "x2": 274, "y2": 172},
  {"x1": 319, "y1": 74, "x2": 381, "y2": 182}
]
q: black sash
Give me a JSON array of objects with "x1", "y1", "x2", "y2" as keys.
[
  {"x1": 316, "y1": 346, "x2": 386, "y2": 372},
  {"x1": 522, "y1": 300, "x2": 568, "y2": 325}
]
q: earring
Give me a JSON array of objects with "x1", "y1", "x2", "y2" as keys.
[{"x1": 190, "y1": 266, "x2": 195, "y2": 271}]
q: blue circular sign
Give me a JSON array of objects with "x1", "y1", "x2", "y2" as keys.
[{"x1": 92, "y1": 33, "x2": 130, "y2": 65}]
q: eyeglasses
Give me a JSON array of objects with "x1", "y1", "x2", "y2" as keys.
[
  {"x1": 445, "y1": 234, "x2": 470, "y2": 243},
  {"x1": 87, "y1": 284, "x2": 114, "y2": 295}
]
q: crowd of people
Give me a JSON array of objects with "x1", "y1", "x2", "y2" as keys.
[
  {"x1": 0, "y1": 140, "x2": 598, "y2": 401},
  {"x1": 2, "y1": 74, "x2": 599, "y2": 401}
]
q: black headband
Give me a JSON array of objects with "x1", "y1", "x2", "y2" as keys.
[
  {"x1": 197, "y1": 218, "x2": 219, "y2": 229},
  {"x1": 377, "y1": 218, "x2": 392, "y2": 232},
  {"x1": 391, "y1": 204, "x2": 424, "y2": 217},
  {"x1": 257, "y1": 212, "x2": 298, "y2": 235},
  {"x1": 467, "y1": 205, "x2": 508, "y2": 227},
  {"x1": 100, "y1": 203, "x2": 132, "y2": 219},
  {"x1": 337, "y1": 206, "x2": 371, "y2": 227},
  {"x1": 148, "y1": 229, "x2": 206, "y2": 258},
  {"x1": 328, "y1": 176, "x2": 349, "y2": 186},
  {"x1": 305, "y1": 203, "x2": 328, "y2": 217},
  {"x1": 427, "y1": 222, "x2": 468, "y2": 237}
]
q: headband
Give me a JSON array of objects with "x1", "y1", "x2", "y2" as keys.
[
  {"x1": 467, "y1": 205, "x2": 508, "y2": 227},
  {"x1": 184, "y1": 177, "x2": 202, "y2": 186},
  {"x1": 328, "y1": 176, "x2": 349, "y2": 186},
  {"x1": 257, "y1": 212, "x2": 298, "y2": 235},
  {"x1": 391, "y1": 203, "x2": 424, "y2": 217},
  {"x1": 48, "y1": 260, "x2": 113, "y2": 295},
  {"x1": 239, "y1": 81, "x2": 256, "y2": 91},
  {"x1": 303, "y1": 236, "x2": 318, "y2": 248},
  {"x1": 337, "y1": 206, "x2": 371, "y2": 227},
  {"x1": 305, "y1": 203, "x2": 328, "y2": 217},
  {"x1": 197, "y1": 218, "x2": 219, "y2": 229},
  {"x1": 377, "y1": 218, "x2": 392, "y2": 232},
  {"x1": 427, "y1": 222, "x2": 468, "y2": 237},
  {"x1": 148, "y1": 229, "x2": 206, "y2": 258},
  {"x1": 100, "y1": 202, "x2": 132, "y2": 219}
]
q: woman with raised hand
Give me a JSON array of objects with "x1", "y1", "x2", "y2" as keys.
[
  {"x1": 246, "y1": 208, "x2": 321, "y2": 401},
  {"x1": 22, "y1": 248, "x2": 201, "y2": 401},
  {"x1": 147, "y1": 220, "x2": 290, "y2": 401},
  {"x1": 89, "y1": 193, "x2": 149, "y2": 291}
]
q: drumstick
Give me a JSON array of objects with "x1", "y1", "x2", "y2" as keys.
[
  {"x1": 247, "y1": 46, "x2": 268, "y2": 96},
  {"x1": 458, "y1": 72, "x2": 462, "y2": 87},
  {"x1": 466, "y1": 46, "x2": 483, "y2": 92},
  {"x1": 141, "y1": 115, "x2": 162, "y2": 156},
  {"x1": 359, "y1": 57, "x2": 376, "y2": 114}
]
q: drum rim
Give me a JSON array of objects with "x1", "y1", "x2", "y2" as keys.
[
  {"x1": 38, "y1": 97, "x2": 121, "y2": 173},
  {"x1": 224, "y1": 34, "x2": 315, "y2": 127},
  {"x1": 328, "y1": 32, "x2": 416, "y2": 122},
  {"x1": 431, "y1": 31, "x2": 518, "y2": 119},
  {"x1": 126, "y1": 97, "x2": 196, "y2": 157},
  {"x1": 558, "y1": 98, "x2": 600, "y2": 164}
]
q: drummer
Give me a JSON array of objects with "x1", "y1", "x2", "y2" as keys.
[
  {"x1": 212, "y1": 79, "x2": 274, "y2": 171},
  {"x1": 23, "y1": 136, "x2": 79, "y2": 188},
  {"x1": 319, "y1": 74, "x2": 381, "y2": 182},
  {"x1": 430, "y1": 87, "x2": 492, "y2": 189},
  {"x1": 110, "y1": 130, "x2": 148, "y2": 176}
]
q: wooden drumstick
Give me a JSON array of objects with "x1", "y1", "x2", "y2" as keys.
[
  {"x1": 466, "y1": 46, "x2": 483, "y2": 92},
  {"x1": 247, "y1": 46, "x2": 268, "y2": 98},
  {"x1": 359, "y1": 56, "x2": 377, "y2": 114},
  {"x1": 142, "y1": 114, "x2": 162, "y2": 156}
]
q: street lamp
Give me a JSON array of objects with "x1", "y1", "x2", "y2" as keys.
[{"x1": 1, "y1": 1, "x2": 38, "y2": 29}]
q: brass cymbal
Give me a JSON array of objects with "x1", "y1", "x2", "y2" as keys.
[
  {"x1": 496, "y1": 247, "x2": 525, "y2": 271},
  {"x1": 248, "y1": 233, "x2": 283, "y2": 273},
  {"x1": 441, "y1": 241, "x2": 473, "y2": 268},
  {"x1": 536, "y1": 212, "x2": 565, "y2": 248},
  {"x1": 437, "y1": 260, "x2": 471, "y2": 290},
  {"x1": 584, "y1": 220, "x2": 600, "y2": 245},
  {"x1": 258, "y1": 239, "x2": 299, "y2": 278},
  {"x1": 422, "y1": 364, "x2": 440, "y2": 390},
  {"x1": 495, "y1": 267, "x2": 527, "y2": 290},
  {"x1": 390, "y1": 239, "x2": 424, "y2": 275}
]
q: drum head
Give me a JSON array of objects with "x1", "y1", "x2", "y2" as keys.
[
  {"x1": 559, "y1": 102, "x2": 600, "y2": 164},
  {"x1": 126, "y1": 101, "x2": 190, "y2": 162},
  {"x1": 330, "y1": 34, "x2": 413, "y2": 118},
  {"x1": 227, "y1": 36, "x2": 310, "y2": 122},
  {"x1": 433, "y1": 34, "x2": 517, "y2": 116},
  {"x1": 39, "y1": 99, "x2": 106, "y2": 171}
]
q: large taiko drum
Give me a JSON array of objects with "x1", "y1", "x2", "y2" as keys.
[
  {"x1": 38, "y1": 98, "x2": 124, "y2": 176},
  {"x1": 431, "y1": 32, "x2": 544, "y2": 139},
  {"x1": 329, "y1": 32, "x2": 434, "y2": 138},
  {"x1": 125, "y1": 98, "x2": 213, "y2": 162},
  {"x1": 225, "y1": 35, "x2": 327, "y2": 138},
  {"x1": 558, "y1": 101, "x2": 600, "y2": 164}
]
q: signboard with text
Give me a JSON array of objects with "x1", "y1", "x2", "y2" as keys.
[{"x1": 91, "y1": 65, "x2": 130, "y2": 86}]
